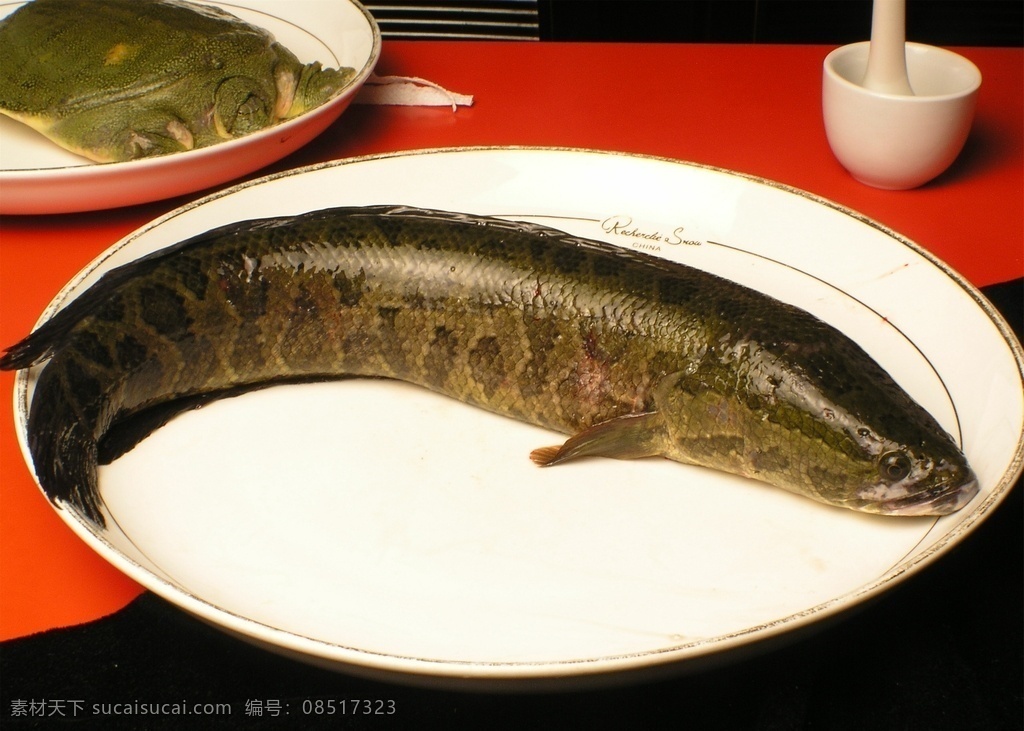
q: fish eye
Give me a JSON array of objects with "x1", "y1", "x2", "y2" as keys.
[{"x1": 878, "y1": 451, "x2": 913, "y2": 482}]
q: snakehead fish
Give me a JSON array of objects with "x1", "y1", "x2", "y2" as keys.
[{"x1": 0, "y1": 205, "x2": 978, "y2": 525}]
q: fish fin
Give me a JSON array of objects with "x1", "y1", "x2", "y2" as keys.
[
  {"x1": 530, "y1": 412, "x2": 669, "y2": 466},
  {"x1": 25, "y1": 369, "x2": 105, "y2": 526},
  {"x1": 38, "y1": 422, "x2": 105, "y2": 527},
  {"x1": 528, "y1": 445, "x2": 567, "y2": 466}
]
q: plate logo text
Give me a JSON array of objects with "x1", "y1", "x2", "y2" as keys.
[{"x1": 601, "y1": 215, "x2": 702, "y2": 252}]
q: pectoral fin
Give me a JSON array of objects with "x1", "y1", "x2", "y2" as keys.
[{"x1": 530, "y1": 412, "x2": 670, "y2": 466}]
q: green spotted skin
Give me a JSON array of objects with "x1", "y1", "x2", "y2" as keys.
[
  {"x1": 0, "y1": 0, "x2": 354, "y2": 161},
  {"x1": 0, "y1": 206, "x2": 977, "y2": 524}
]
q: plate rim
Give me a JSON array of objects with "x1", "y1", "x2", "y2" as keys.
[{"x1": 13, "y1": 145, "x2": 1024, "y2": 684}]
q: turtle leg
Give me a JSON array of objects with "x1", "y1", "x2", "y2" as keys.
[{"x1": 50, "y1": 107, "x2": 196, "y2": 162}]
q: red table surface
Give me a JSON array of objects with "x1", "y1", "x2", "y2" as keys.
[{"x1": 1, "y1": 42, "x2": 1021, "y2": 641}]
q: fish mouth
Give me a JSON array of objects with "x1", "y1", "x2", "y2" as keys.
[{"x1": 857, "y1": 471, "x2": 980, "y2": 517}]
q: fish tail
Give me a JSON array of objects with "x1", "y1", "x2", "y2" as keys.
[
  {"x1": 1, "y1": 256, "x2": 151, "y2": 372},
  {"x1": 1, "y1": 278, "x2": 133, "y2": 525},
  {"x1": 0, "y1": 313, "x2": 73, "y2": 371},
  {"x1": 25, "y1": 365, "x2": 104, "y2": 525}
]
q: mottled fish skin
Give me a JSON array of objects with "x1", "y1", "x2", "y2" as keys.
[{"x1": 0, "y1": 206, "x2": 978, "y2": 525}]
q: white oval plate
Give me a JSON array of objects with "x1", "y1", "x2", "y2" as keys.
[
  {"x1": 13, "y1": 148, "x2": 1024, "y2": 686},
  {"x1": 0, "y1": 0, "x2": 380, "y2": 215}
]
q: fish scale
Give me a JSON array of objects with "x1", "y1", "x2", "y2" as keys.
[{"x1": 0, "y1": 205, "x2": 978, "y2": 524}]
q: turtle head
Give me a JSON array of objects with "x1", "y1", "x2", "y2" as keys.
[{"x1": 281, "y1": 58, "x2": 355, "y2": 118}]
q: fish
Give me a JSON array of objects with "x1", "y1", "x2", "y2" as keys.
[
  {"x1": 0, "y1": 0, "x2": 356, "y2": 161},
  {"x1": 0, "y1": 205, "x2": 979, "y2": 526}
]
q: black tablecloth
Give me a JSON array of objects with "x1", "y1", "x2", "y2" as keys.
[{"x1": 3, "y1": 280, "x2": 1021, "y2": 730}]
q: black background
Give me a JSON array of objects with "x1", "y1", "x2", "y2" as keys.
[
  {"x1": 539, "y1": 0, "x2": 1023, "y2": 46},
  {"x1": 362, "y1": 0, "x2": 1024, "y2": 45}
]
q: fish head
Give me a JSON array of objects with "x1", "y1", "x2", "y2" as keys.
[
  {"x1": 765, "y1": 360, "x2": 981, "y2": 517},
  {"x1": 828, "y1": 420, "x2": 979, "y2": 517},
  {"x1": 749, "y1": 330, "x2": 979, "y2": 517},
  {"x1": 658, "y1": 340, "x2": 980, "y2": 517}
]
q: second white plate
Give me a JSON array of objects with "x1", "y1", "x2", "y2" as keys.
[{"x1": 0, "y1": 0, "x2": 380, "y2": 214}]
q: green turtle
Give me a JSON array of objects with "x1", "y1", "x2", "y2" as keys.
[{"x1": 0, "y1": 0, "x2": 356, "y2": 162}]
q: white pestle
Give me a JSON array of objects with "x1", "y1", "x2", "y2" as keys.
[{"x1": 862, "y1": 0, "x2": 915, "y2": 95}]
